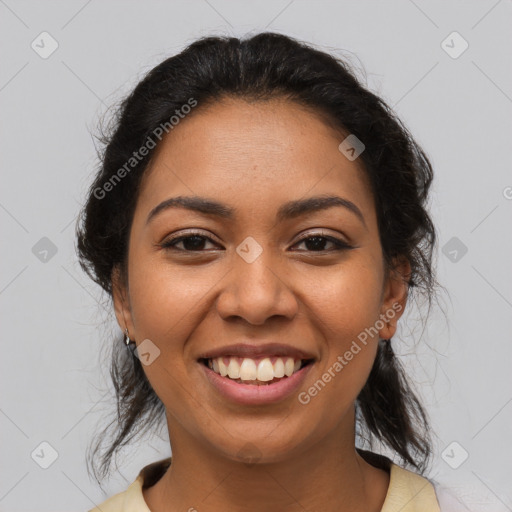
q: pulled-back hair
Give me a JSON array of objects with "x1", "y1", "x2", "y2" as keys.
[{"x1": 76, "y1": 32, "x2": 440, "y2": 485}]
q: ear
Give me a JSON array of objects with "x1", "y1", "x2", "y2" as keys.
[
  {"x1": 112, "y1": 264, "x2": 135, "y2": 339},
  {"x1": 378, "y1": 255, "x2": 410, "y2": 340}
]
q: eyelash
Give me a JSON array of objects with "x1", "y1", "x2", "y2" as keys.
[{"x1": 159, "y1": 230, "x2": 353, "y2": 253}]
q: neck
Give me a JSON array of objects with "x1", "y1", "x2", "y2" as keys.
[{"x1": 143, "y1": 410, "x2": 390, "y2": 512}]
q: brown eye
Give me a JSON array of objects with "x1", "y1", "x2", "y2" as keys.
[
  {"x1": 292, "y1": 235, "x2": 353, "y2": 252},
  {"x1": 160, "y1": 232, "x2": 219, "y2": 252}
]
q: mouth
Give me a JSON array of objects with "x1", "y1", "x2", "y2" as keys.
[
  {"x1": 199, "y1": 355, "x2": 315, "y2": 405},
  {"x1": 198, "y1": 356, "x2": 315, "y2": 386}
]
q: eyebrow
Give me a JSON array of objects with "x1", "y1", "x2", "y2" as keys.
[{"x1": 146, "y1": 194, "x2": 367, "y2": 229}]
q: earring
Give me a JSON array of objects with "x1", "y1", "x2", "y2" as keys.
[{"x1": 124, "y1": 328, "x2": 134, "y2": 346}]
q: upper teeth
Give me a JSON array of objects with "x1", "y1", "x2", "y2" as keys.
[{"x1": 208, "y1": 357, "x2": 302, "y2": 381}]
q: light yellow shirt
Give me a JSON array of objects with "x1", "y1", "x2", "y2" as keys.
[{"x1": 89, "y1": 455, "x2": 441, "y2": 512}]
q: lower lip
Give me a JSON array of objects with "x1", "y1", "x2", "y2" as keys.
[{"x1": 200, "y1": 361, "x2": 314, "y2": 405}]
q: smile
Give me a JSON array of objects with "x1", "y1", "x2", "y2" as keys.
[
  {"x1": 200, "y1": 356, "x2": 313, "y2": 385},
  {"x1": 199, "y1": 356, "x2": 315, "y2": 405}
]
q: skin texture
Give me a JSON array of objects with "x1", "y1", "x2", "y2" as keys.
[{"x1": 112, "y1": 97, "x2": 410, "y2": 512}]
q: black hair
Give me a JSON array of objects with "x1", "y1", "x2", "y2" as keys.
[{"x1": 76, "y1": 32, "x2": 441, "y2": 485}]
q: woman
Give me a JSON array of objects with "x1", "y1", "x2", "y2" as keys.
[{"x1": 77, "y1": 32, "x2": 453, "y2": 511}]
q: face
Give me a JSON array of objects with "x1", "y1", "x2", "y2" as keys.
[{"x1": 113, "y1": 97, "x2": 409, "y2": 463}]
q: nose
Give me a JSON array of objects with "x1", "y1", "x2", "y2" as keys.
[{"x1": 215, "y1": 248, "x2": 299, "y2": 326}]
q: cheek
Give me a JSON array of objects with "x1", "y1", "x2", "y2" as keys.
[
  {"x1": 305, "y1": 258, "x2": 384, "y2": 344},
  {"x1": 299, "y1": 260, "x2": 382, "y2": 406},
  {"x1": 124, "y1": 260, "x2": 210, "y2": 415},
  {"x1": 125, "y1": 257, "x2": 218, "y2": 394},
  {"x1": 127, "y1": 255, "x2": 217, "y2": 339}
]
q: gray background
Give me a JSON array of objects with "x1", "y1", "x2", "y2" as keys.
[{"x1": 1, "y1": 1, "x2": 511, "y2": 510}]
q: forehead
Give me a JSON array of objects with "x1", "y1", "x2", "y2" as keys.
[{"x1": 136, "y1": 97, "x2": 375, "y2": 225}]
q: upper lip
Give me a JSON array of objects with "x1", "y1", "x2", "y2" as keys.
[{"x1": 197, "y1": 343, "x2": 316, "y2": 361}]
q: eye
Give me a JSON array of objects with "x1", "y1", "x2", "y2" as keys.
[
  {"x1": 160, "y1": 232, "x2": 219, "y2": 252},
  {"x1": 292, "y1": 233, "x2": 353, "y2": 252}
]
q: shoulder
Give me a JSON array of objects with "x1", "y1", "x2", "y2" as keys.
[
  {"x1": 382, "y1": 464, "x2": 472, "y2": 512},
  {"x1": 87, "y1": 476, "x2": 148, "y2": 512},
  {"x1": 382, "y1": 463, "x2": 441, "y2": 511},
  {"x1": 87, "y1": 457, "x2": 171, "y2": 512}
]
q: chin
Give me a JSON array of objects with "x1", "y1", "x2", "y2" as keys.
[{"x1": 207, "y1": 431, "x2": 308, "y2": 466}]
